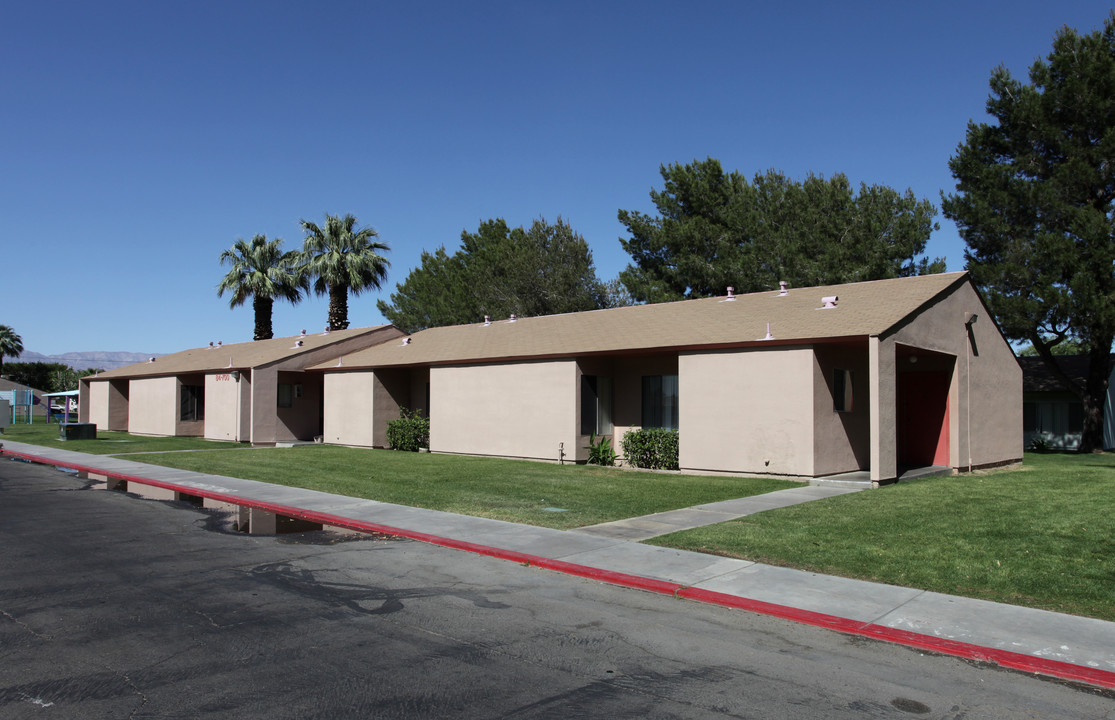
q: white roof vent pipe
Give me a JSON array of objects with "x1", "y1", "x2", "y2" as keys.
[
  {"x1": 402, "y1": 337, "x2": 411, "y2": 346},
  {"x1": 226, "y1": 357, "x2": 234, "y2": 368},
  {"x1": 726, "y1": 286, "x2": 735, "y2": 300},
  {"x1": 507, "y1": 314, "x2": 517, "y2": 323},
  {"x1": 291, "y1": 340, "x2": 304, "y2": 348},
  {"x1": 778, "y1": 281, "x2": 789, "y2": 297},
  {"x1": 322, "y1": 326, "x2": 330, "y2": 335},
  {"x1": 147, "y1": 357, "x2": 157, "y2": 363},
  {"x1": 758, "y1": 322, "x2": 775, "y2": 341},
  {"x1": 207, "y1": 341, "x2": 215, "y2": 349},
  {"x1": 483, "y1": 315, "x2": 491, "y2": 326},
  {"x1": 217, "y1": 340, "x2": 222, "y2": 347},
  {"x1": 819, "y1": 296, "x2": 838, "y2": 309},
  {"x1": 300, "y1": 329, "x2": 307, "y2": 337}
]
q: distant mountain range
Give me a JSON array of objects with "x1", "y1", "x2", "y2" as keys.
[{"x1": 2, "y1": 351, "x2": 162, "y2": 371}]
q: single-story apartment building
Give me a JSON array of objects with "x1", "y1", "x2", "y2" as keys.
[
  {"x1": 1019, "y1": 354, "x2": 1115, "y2": 451},
  {"x1": 80, "y1": 325, "x2": 402, "y2": 444},
  {"x1": 310, "y1": 272, "x2": 1022, "y2": 483}
]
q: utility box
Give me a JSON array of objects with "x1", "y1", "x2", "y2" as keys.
[
  {"x1": 0, "y1": 399, "x2": 9, "y2": 431},
  {"x1": 60, "y1": 422, "x2": 96, "y2": 441}
]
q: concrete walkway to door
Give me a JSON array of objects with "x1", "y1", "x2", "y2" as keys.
[
  {"x1": 573, "y1": 484, "x2": 864, "y2": 540},
  {"x1": 573, "y1": 465, "x2": 951, "y2": 540}
]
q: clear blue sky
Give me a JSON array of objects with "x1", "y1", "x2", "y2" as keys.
[{"x1": 4, "y1": 1, "x2": 1111, "y2": 356}]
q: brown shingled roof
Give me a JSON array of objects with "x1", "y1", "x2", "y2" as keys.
[
  {"x1": 91, "y1": 326, "x2": 394, "y2": 379},
  {"x1": 1018, "y1": 354, "x2": 1113, "y2": 393},
  {"x1": 314, "y1": 272, "x2": 970, "y2": 371}
]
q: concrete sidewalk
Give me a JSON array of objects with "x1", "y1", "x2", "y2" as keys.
[{"x1": 3, "y1": 439, "x2": 1114, "y2": 691}]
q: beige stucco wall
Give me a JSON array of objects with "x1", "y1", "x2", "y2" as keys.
[
  {"x1": 87, "y1": 381, "x2": 110, "y2": 429},
  {"x1": 204, "y1": 372, "x2": 243, "y2": 441},
  {"x1": 575, "y1": 356, "x2": 616, "y2": 462},
  {"x1": 370, "y1": 368, "x2": 413, "y2": 447},
  {"x1": 273, "y1": 371, "x2": 322, "y2": 442},
  {"x1": 323, "y1": 371, "x2": 377, "y2": 447},
  {"x1": 322, "y1": 367, "x2": 429, "y2": 448},
  {"x1": 679, "y1": 347, "x2": 815, "y2": 476},
  {"x1": 128, "y1": 376, "x2": 177, "y2": 436},
  {"x1": 248, "y1": 367, "x2": 277, "y2": 444},
  {"x1": 84, "y1": 379, "x2": 129, "y2": 431},
  {"x1": 78, "y1": 379, "x2": 91, "y2": 423},
  {"x1": 609, "y1": 354, "x2": 678, "y2": 461},
  {"x1": 812, "y1": 343, "x2": 871, "y2": 476},
  {"x1": 106, "y1": 380, "x2": 129, "y2": 431},
  {"x1": 888, "y1": 281, "x2": 1022, "y2": 469},
  {"x1": 868, "y1": 336, "x2": 898, "y2": 481},
  {"x1": 430, "y1": 360, "x2": 577, "y2": 461}
]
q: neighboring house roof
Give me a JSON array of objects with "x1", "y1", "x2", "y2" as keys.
[
  {"x1": 0, "y1": 378, "x2": 47, "y2": 397},
  {"x1": 0, "y1": 378, "x2": 47, "y2": 413},
  {"x1": 315, "y1": 272, "x2": 972, "y2": 371},
  {"x1": 90, "y1": 326, "x2": 396, "y2": 379},
  {"x1": 1018, "y1": 354, "x2": 1113, "y2": 393}
]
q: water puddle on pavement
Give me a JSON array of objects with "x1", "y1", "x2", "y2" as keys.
[{"x1": 65, "y1": 466, "x2": 398, "y2": 544}]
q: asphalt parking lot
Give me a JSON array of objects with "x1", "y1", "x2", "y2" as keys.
[{"x1": 3, "y1": 458, "x2": 1112, "y2": 719}]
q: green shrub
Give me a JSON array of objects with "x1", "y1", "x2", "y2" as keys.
[
  {"x1": 1027, "y1": 436, "x2": 1052, "y2": 453},
  {"x1": 621, "y1": 428, "x2": 679, "y2": 470},
  {"x1": 386, "y1": 408, "x2": 429, "y2": 452},
  {"x1": 584, "y1": 433, "x2": 617, "y2": 466}
]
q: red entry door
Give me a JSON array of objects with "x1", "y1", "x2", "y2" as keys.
[{"x1": 898, "y1": 371, "x2": 951, "y2": 467}]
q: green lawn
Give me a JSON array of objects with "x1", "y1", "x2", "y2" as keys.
[
  {"x1": 131, "y1": 445, "x2": 794, "y2": 529},
  {"x1": 647, "y1": 452, "x2": 1115, "y2": 622},
  {"x1": 0, "y1": 426, "x2": 794, "y2": 529},
  {"x1": 1, "y1": 423, "x2": 245, "y2": 454}
]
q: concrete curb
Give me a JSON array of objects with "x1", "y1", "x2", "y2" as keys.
[{"x1": 5, "y1": 445, "x2": 1114, "y2": 691}]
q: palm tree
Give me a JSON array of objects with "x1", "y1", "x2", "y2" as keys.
[
  {"x1": 300, "y1": 213, "x2": 391, "y2": 330},
  {"x1": 217, "y1": 235, "x2": 308, "y2": 340},
  {"x1": 0, "y1": 325, "x2": 23, "y2": 377}
]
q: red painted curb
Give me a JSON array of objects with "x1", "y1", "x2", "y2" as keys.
[
  {"x1": 677, "y1": 586, "x2": 867, "y2": 632},
  {"x1": 679, "y1": 586, "x2": 1115, "y2": 689},
  {"x1": 6, "y1": 446, "x2": 1115, "y2": 690}
]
